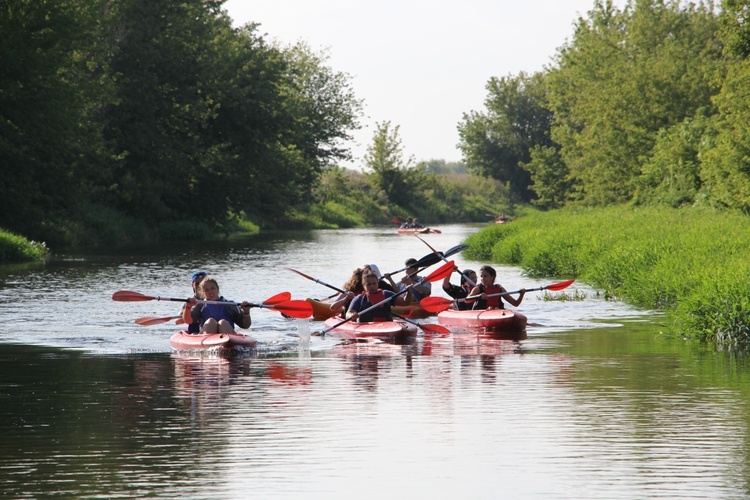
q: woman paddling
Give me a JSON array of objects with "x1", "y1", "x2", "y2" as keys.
[{"x1": 189, "y1": 276, "x2": 252, "y2": 334}]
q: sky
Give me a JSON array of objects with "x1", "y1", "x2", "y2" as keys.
[{"x1": 223, "y1": 0, "x2": 625, "y2": 170}]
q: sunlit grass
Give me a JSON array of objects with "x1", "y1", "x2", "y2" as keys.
[
  {"x1": 0, "y1": 229, "x2": 48, "y2": 263},
  {"x1": 465, "y1": 205, "x2": 750, "y2": 349}
]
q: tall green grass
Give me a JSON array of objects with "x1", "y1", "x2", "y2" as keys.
[
  {"x1": 465, "y1": 206, "x2": 750, "y2": 349},
  {"x1": 0, "y1": 229, "x2": 49, "y2": 263}
]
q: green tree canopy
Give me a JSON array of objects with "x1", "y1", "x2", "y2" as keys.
[{"x1": 457, "y1": 71, "x2": 553, "y2": 202}]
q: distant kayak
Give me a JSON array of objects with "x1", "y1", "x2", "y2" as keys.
[
  {"x1": 437, "y1": 308, "x2": 527, "y2": 332},
  {"x1": 397, "y1": 227, "x2": 441, "y2": 234},
  {"x1": 323, "y1": 317, "x2": 418, "y2": 338},
  {"x1": 169, "y1": 330, "x2": 258, "y2": 353}
]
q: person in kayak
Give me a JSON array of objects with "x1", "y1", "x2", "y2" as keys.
[
  {"x1": 181, "y1": 270, "x2": 207, "y2": 333},
  {"x1": 330, "y1": 267, "x2": 367, "y2": 317},
  {"x1": 467, "y1": 265, "x2": 525, "y2": 310},
  {"x1": 442, "y1": 266, "x2": 477, "y2": 310},
  {"x1": 363, "y1": 263, "x2": 394, "y2": 292},
  {"x1": 348, "y1": 272, "x2": 412, "y2": 322},
  {"x1": 189, "y1": 276, "x2": 252, "y2": 334},
  {"x1": 386, "y1": 257, "x2": 432, "y2": 302}
]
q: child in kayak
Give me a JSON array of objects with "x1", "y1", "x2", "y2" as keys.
[
  {"x1": 348, "y1": 272, "x2": 412, "y2": 322},
  {"x1": 467, "y1": 265, "x2": 525, "y2": 310},
  {"x1": 442, "y1": 266, "x2": 477, "y2": 310},
  {"x1": 189, "y1": 277, "x2": 252, "y2": 334},
  {"x1": 181, "y1": 270, "x2": 206, "y2": 333}
]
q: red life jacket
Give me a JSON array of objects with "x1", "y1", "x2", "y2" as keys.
[
  {"x1": 360, "y1": 290, "x2": 390, "y2": 322},
  {"x1": 484, "y1": 284, "x2": 502, "y2": 309}
]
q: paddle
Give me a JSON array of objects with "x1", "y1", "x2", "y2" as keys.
[
  {"x1": 286, "y1": 268, "x2": 346, "y2": 295},
  {"x1": 415, "y1": 235, "x2": 475, "y2": 287},
  {"x1": 320, "y1": 260, "x2": 456, "y2": 334},
  {"x1": 113, "y1": 291, "x2": 312, "y2": 318},
  {"x1": 391, "y1": 312, "x2": 450, "y2": 335},
  {"x1": 134, "y1": 315, "x2": 183, "y2": 326},
  {"x1": 420, "y1": 279, "x2": 576, "y2": 313},
  {"x1": 386, "y1": 243, "x2": 468, "y2": 276}
]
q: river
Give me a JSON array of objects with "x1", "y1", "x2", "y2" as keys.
[{"x1": 1, "y1": 224, "x2": 748, "y2": 498}]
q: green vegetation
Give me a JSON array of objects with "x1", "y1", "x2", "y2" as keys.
[
  {"x1": 0, "y1": 230, "x2": 49, "y2": 264},
  {"x1": 465, "y1": 205, "x2": 750, "y2": 349}
]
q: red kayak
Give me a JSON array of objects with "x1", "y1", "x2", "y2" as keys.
[
  {"x1": 397, "y1": 227, "x2": 441, "y2": 234},
  {"x1": 323, "y1": 316, "x2": 418, "y2": 338},
  {"x1": 437, "y1": 308, "x2": 527, "y2": 332},
  {"x1": 169, "y1": 330, "x2": 258, "y2": 353}
]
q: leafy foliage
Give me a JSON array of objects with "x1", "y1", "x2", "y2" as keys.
[{"x1": 458, "y1": 71, "x2": 552, "y2": 202}]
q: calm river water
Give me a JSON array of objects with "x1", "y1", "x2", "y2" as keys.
[{"x1": 1, "y1": 224, "x2": 749, "y2": 498}]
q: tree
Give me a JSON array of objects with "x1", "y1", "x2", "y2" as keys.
[
  {"x1": 457, "y1": 71, "x2": 553, "y2": 202},
  {"x1": 364, "y1": 121, "x2": 419, "y2": 207},
  {"x1": 546, "y1": 0, "x2": 723, "y2": 205},
  {"x1": 0, "y1": 0, "x2": 107, "y2": 242}
]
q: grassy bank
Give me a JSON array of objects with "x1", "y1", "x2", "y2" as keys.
[
  {"x1": 464, "y1": 206, "x2": 750, "y2": 350},
  {"x1": 0, "y1": 229, "x2": 49, "y2": 264}
]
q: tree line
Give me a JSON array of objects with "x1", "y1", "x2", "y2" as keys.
[
  {"x1": 1, "y1": 0, "x2": 362, "y2": 247},
  {"x1": 458, "y1": 0, "x2": 750, "y2": 212}
]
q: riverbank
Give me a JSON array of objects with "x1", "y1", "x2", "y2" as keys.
[
  {"x1": 464, "y1": 205, "x2": 750, "y2": 349},
  {"x1": 0, "y1": 229, "x2": 48, "y2": 264}
]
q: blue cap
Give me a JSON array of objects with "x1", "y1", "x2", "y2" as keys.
[{"x1": 191, "y1": 270, "x2": 207, "y2": 282}]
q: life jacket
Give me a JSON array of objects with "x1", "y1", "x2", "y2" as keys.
[
  {"x1": 198, "y1": 298, "x2": 237, "y2": 328},
  {"x1": 356, "y1": 289, "x2": 392, "y2": 322},
  {"x1": 472, "y1": 284, "x2": 504, "y2": 310}
]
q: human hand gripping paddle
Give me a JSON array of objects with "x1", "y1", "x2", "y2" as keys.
[
  {"x1": 420, "y1": 279, "x2": 576, "y2": 313},
  {"x1": 320, "y1": 260, "x2": 456, "y2": 335},
  {"x1": 113, "y1": 290, "x2": 313, "y2": 319}
]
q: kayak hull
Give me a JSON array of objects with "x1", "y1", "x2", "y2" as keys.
[
  {"x1": 392, "y1": 302, "x2": 434, "y2": 319},
  {"x1": 437, "y1": 309, "x2": 527, "y2": 332},
  {"x1": 306, "y1": 297, "x2": 338, "y2": 321},
  {"x1": 169, "y1": 330, "x2": 258, "y2": 353},
  {"x1": 323, "y1": 317, "x2": 418, "y2": 338},
  {"x1": 397, "y1": 227, "x2": 440, "y2": 234}
]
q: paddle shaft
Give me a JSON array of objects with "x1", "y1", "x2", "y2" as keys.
[
  {"x1": 463, "y1": 283, "x2": 567, "y2": 302},
  {"x1": 415, "y1": 236, "x2": 476, "y2": 287}
]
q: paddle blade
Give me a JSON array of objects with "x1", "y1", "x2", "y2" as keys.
[
  {"x1": 414, "y1": 252, "x2": 442, "y2": 269},
  {"x1": 286, "y1": 267, "x2": 314, "y2": 281},
  {"x1": 443, "y1": 244, "x2": 469, "y2": 258},
  {"x1": 420, "y1": 296, "x2": 454, "y2": 313},
  {"x1": 419, "y1": 323, "x2": 450, "y2": 335},
  {"x1": 424, "y1": 260, "x2": 456, "y2": 283},
  {"x1": 545, "y1": 279, "x2": 575, "y2": 292},
  {"x1": 134, "y1": 315, "x2": 178, "y2": 326},
  {"x1": 391, "y1": 217, "x2": 401, "y2": 224},
  {"x1": 430, "y1": 229, "x2": 442, "y2": 234},
  {"x1": 264, "y1": 291, "x2": 292, "y2": 305},
  {"x1": 112, "y1": 290, "x2": 154, "y2": 302},
  {"x1": 271, "y1": 300, "x2": 314, "y2": 319}
]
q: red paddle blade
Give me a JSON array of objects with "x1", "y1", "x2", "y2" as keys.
[
  {"x1": 112, "y1": 290, "x2": 155, "y2": 302},
  {"x1": 264, "y1": 291, "x2": 292, "y2": 306},
  {"x1": 419, "y1": 323, "x2": 450, "y2": 335},
  {"x1": 392, "y1": 218, "x2": 401, "y2": 224},
  {"x1": 134, "y1": 315, "x2": 178, "y2": 326},
  {"x1": 424, "y1": 260, "x2": 455, "y2": 283},
  {"x1": 420, "y1": 296, "x2": 454, "y2": 313},
  {"x1": 271, "y1": 300, "x2": 314, "y2": 318},
  {"x1": 431, "y1": 229, "x2": 442, "y2": 234},
  {"x1": 545, "y1": 279, "x2": 575, "y2": 292}
]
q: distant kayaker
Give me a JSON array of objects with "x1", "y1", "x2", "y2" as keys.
[
  {"x1": 180, "y1": 270, "x2": 207, "y2": 333},
  {"x1": 188, "y1": 276, "x2": 252, "y2": 334},
  {"x1": 442, "y1": 267, "x2": 477, "y2": 310},
  {"x1": 348, "y1": 272, "x2": 412, "y2": 322},
  {"x1": 467, "y1": 265, "x2": 525, "y2": 310},
  {"x1": 387, "y1": 257, "x2": 432, "y2": 302}
]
